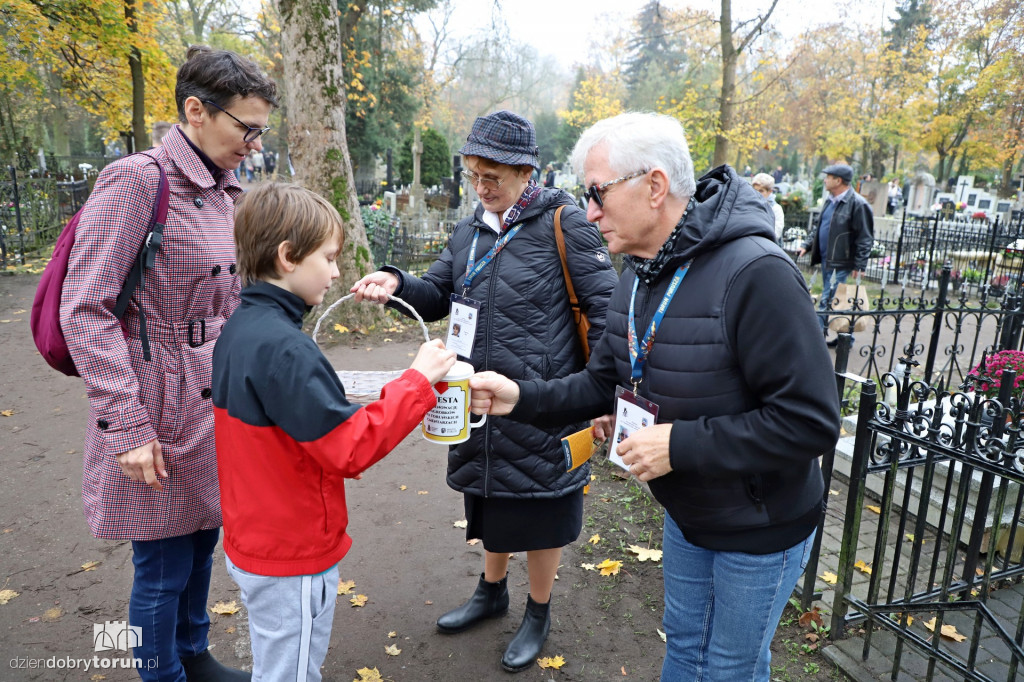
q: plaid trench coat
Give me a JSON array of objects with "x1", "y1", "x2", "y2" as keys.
[{"x1": 60, "y1": 126, "x2": 242, "y2": 540}]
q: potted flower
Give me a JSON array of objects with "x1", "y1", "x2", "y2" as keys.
[{"x1": 967, "y1": 350, "x2": 1024, "y2": 399}]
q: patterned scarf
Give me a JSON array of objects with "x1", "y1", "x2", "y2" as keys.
[
  {"x1": 630, "y1": 199, "x2": 693, "y2": 286},
  {"x1": 501, "y1": 180, "x2": 542, "y2": 231}
]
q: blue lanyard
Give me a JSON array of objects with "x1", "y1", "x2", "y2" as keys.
[
  {"x1": 628, "y1": 262, "x2": 692, "y2": 390},
  {"x1": 463, "y1": 224, "x2": 524, "y2": 293}
]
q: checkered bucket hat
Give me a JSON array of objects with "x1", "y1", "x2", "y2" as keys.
[{"x1": 459, "y1": 111, "x2": 540, "y2": 170}]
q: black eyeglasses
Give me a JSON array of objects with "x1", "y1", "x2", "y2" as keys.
[
  {"x1": 582, "y1": 169, "x2": 648, "y2": 208},
  {"x1": 202, "y1": 100, "x2": 270, "y2": 143}
]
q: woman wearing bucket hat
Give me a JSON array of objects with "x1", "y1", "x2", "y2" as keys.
[{"x1": 351, "y1": 110, "x2": 618, "y2": 672}]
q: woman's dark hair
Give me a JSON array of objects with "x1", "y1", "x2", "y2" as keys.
[{"x1": 175, "y1": 45, "x2": 278, "y2": 123}]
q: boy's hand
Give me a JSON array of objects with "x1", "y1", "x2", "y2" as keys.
[
  {"x1": 410, "y1": 339, "x2": 457, "y2": 384},
  {"x1": 350, "y1": 271, "x2": 399, "y2": 304},
  {"x1": 468, "y1": 371, "x2": 520, "y2": 415}
]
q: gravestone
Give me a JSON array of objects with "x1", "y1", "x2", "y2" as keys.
[
  {"x1": 858, "y1": 180, "x2": 888, "y2": 216},
  {"x1": 906, "y1": 171, "x2": 936, "y2": 215}
]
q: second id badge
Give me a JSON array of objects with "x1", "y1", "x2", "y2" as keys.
[
  {"x1": 609, "y1": 385, "x2": 660, "y2": 471},
  {"x1": 446, "y1": 294, "x2": 481, "y2": 360}
]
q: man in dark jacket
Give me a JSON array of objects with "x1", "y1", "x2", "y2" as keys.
[
  {"x1": 797, "y1": 163, "x2": 874, "y2": 345},
  {"x1": 469, "y1": 112, "x2": 840, "y2": 681}
]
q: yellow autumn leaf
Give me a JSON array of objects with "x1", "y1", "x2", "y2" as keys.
[
  {"x1": 923, "y1": 617, "x2": 967, "y2": 642},
  {"x1": 417, "y1": 490, "x2": 429, "y2": 495},
  {"x1": 387, "y1": 631, "x2": 397, "y2": 638},
  {"x1": 334, "y1": 324, "x2": 350, "y2": 333},
  {"x1": 384, "y1": 644, "x2": 401, "y2": 656},
  {"x1": 353, "y1": 667, "x2": 383, "y2": 682},
  {"x1": 91, "y1": 675, "x2": 106, "y2": 681},
  {"x1": 866, "y1": 505, "x2": 882, "y2": 514},
  {"x1": 583, "y1": 485, "x2": 590, "y2": 495},
  {"x1": 337, "y1": 579, "x2": 356, "y2": 595},
  {"x1": 350, "y1": 594, "x2": 368, "y2": 607},
  {"x1": 627, "y1": 545, "x2": 663, "y2": 562},
  {"x1": 210, "y1": 600, "x2": 240, "y2": 615},
  {"x1": 399, "y1": 485, "x2": 407, "y2": 491},
  {"x1": 854, "y1": 559, "x2": 872, "y2": 575},
  {"x1": 453, "y1": 519, "x2": 468, "y2": 529},
  {"x1": 1, "y1": 409, "x2": 14, "y2": 417},
  {"x1": 0, "y1": 589, "x2": 19, "y2": 604},
  {"x1": 829, "y1": 489, "x2": 840, "y2": 496},
  {"x1": 596, "y1": 559, "x2": 622, "y2": 576},
  {"x1": 589, "y1": 534, "x2": 601, "y2": 545},
  {"x1": 820, "y1": 571, "x2": 838, "y2": 585},
  {"x1": 81, "y1": 560, "x2": 101, "y2": 571},
  {"x1": 537, "y1": 655, "x2": 566, "y2": 669}
]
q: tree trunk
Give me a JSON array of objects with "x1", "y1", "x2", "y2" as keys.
[
  {"x1": 125, "y1": 0, "x2": 147, "y2": 153},
  {"x1": 713, "y1": 0, "x2": 735, "y2": 168},
  {"x1": 275, "y1": 0, "x2": 384, "y2": 333}
]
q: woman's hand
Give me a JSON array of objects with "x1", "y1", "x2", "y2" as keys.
[
  {"x1": 115, "y1": 439, "x2": 167, "y2": 491},
  {"x1": 616, "y1": 424, "x2": 673, "y2": 482},
  {"x1": 468, "y1": 371, "x2": 520, "y2": 415},
  {"x1": 350, "y1": 272, "x2": 399, "y2": 304}
]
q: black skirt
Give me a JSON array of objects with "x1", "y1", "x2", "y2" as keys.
[{"x1": 464, "y1": 490, "x2": 584, "y2": 553}]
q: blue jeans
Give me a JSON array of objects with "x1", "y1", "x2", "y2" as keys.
[
  {"x1": 661, "y1": 515, "x2": 816, "y2": 682},
  {"x1": 818, "y1": 267, "x2": 852, "y2": 333},
  {"x1": 130, "y1": 528, "x2": 219, "y2": 682}
]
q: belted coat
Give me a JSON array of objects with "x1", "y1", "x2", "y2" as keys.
[{"x1": 60, "y1": 125, "x2": 242, "y2": 540}]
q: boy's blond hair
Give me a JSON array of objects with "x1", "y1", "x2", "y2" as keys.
[{"x1": 234, "y1": 182, "x2": 345, "y2": 286}]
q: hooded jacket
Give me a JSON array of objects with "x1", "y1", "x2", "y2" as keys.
[
  {"x1": 383, "y1": 188, "x2": 618, "y2": 498},
  {"x1": 511, "y1": 166, "x2": 841, "y2": 554}
]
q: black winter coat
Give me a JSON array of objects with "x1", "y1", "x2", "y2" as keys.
[
  {"x1": 804, "y1": 188, "x2": 874, "y2": 271},
  {"x1": 384, "y1": 188, "x2": 618, "y2": 498},
  {"x1": 511, "y1": 166, "x2": 841, "y2": 554}
]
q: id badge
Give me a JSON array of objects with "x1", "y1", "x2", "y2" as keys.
[
  {"x1": 447, "y1": 294, "x2": 481, "y2": 360},
  {"x1": 610, "y1": 385, "x2": 660, "y2": 471}
]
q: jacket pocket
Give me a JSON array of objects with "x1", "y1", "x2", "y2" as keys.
[{"x1": 159, "y1": 371, "x2": 183, "y2": 442}]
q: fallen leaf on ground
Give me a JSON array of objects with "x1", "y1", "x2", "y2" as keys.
[
  {"x1": 453, "y1": 519, "x2": 468, "y2": 529},
  {"x1": 866, "y1": 505, "x2": 882, "y2": 514},
  {"x1": 210, "y1": 600, "x2": 240, "y2": 615},
  {"x1": 596, "y1": 559, "x2": 622, "y2": 576},
  {"x1": 424, "y1": 600, "x2": 433, "y2": 605},
  {"x1": 91, "y1": 675, "x2": 106, "y2": 681},
  {"x1": 591, "y1": 474, "x2": 597, "y2": 481},
  {"x1": 467, "y1": 538, "x2": 479, "y2": 545},
  {"x1": 417, "y1": 490, "x2": 428, "y2": 495},
  {"x1": 854, "y1": 559, "x2": 872, "y2": 575},
  {"x1": 621, "y1": 665, "x2": 628, "y2": 675},
  {"x1": 81, "y1": 561, "x2": 101, "y2": 571},
  {"x1": 225, "y1": 626, "x2": 235, "y2": 634},
  {"x1": 581, "y1": 563, "x2": 596, "y2": 571},
  {"x1": 589, "y1": 534, "x2": 601, "y2": 545},
  {"x1": 798, "y1": 607, "x2": 823, "y2": 629},
  {"x1": 338, "y1": 579, "x2": 356, "y2": 595},
  {"x1": 42, "y1": 607, "x2": 62, "y2": 621},
  {"x1": 924, "y1": 617, "x2": 967, "y2": 642},
  {"x1": 384, "y1": 644, "x2": 401, "y2": 656},
  {"x1": 657, "y1": 628, "x2": 667, "y2": 642},
  {"x1": 1, "y1": 410, "x2": 14, "y2": 417},
  {"x1": 583, "y1": 485, "x2": 590, "y2": 495},
  {"x1": 353, "y1": 667, "x2": 382, "y2": 682},
  {"x1": 387, "y1": 631, "x2": 397, "y2": 638},
  {"x1": 537, "y1": 655, "x2": 565, "y2": 669},
  {"x1": 350, "y1": 594, "x2": 368, "y2": 607},
  {"x1": 820, "y1": 571, "x2": 838, "y2": 585},
  {"x1": 399, "y1": 485, "x2": 407, "y2": 491},
  {"x1": 829, "y1": 489, "x2": 840, "y2": 495},
  {"x1": 333, "y1": 324, "x2": 350, "y2": 333},
  {"x1": 626, "y1": 545, "x2": 663, "y2": 562}
]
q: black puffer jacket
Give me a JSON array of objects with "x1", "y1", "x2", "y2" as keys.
[
  {"x1": 512, "y1": 166, "x2": 841, "y2": 553},
  {"x1": 383, "y1": 188, "x2": 618, "y2": 498}
]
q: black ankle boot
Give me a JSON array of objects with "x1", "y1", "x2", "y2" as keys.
[
  {"x1": 180, "y1": 650, "x2": 250, "y2": 682},
  {"x1": 501, "y1": 595, "x2": 551, "y2": 673},
  {"x1": 436, "y1": 573, "x2": 509, "y2": 634}
]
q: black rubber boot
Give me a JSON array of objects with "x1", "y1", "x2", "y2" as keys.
[
  {"x1": 436, "y1": 573, "x2": 509, "y2": 634},
  {"x1": 180, "y1": 650, "x2": 250, "y2": 682},
  {"x1": 501, "y1": 595, "x2": 551, "y2": 673}
]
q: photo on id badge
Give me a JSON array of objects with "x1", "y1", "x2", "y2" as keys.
[
  {"x1": 610, "y1": 385, "x2": 659, "y2": 471},
  {"x1": 446, "y1": 294, "x2": 480, "y2": 360}
]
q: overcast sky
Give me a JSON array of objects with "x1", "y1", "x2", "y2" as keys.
[{"x1": 421, "y1": 0, "x2": 893, "y2": 72}]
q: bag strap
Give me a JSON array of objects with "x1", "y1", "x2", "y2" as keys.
[
  {"x1": 552, "y1": 205, "x2": 582, "y2": 324},
  {"x1": 112, "y1": 153, "x2": 170, "y2": 361}
]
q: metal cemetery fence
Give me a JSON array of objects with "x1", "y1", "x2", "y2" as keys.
[
  {"x1": 0, "y1": 167, "x2": 87, "y2": 267},
  {"x1": 826, "y1": 369, "x2": 1024, "y2": 680}
]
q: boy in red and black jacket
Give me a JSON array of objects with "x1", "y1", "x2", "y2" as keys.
[{"x1": 212, "y1": 182, "x2": 455, "y2": 682}]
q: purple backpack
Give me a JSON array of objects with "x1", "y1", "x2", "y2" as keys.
[{"x1": 30, "y1": 155, "x2": 170, "y2": 376}]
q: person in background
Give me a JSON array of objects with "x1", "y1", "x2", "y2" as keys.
[
  {"x1": 249, "y1": 148, "x2": 264, "y2": 181},
  {"x1": 263, "y1": 149, "x2": 276, "y2": 177},
  {"x1": 797, "y1": 163, "x2": 874, "y2": 347},
  {"x1": 544, "y1": 163, "x2": 556, "y2": 188},
  {"x1": 60, "y1": 45, "x2": 277, "y2": 682},
  {"x1": 350, "y1": 110, "x2": 618, "y2": 673},
  {"x1": 752, "y1": 172, "x2": 785, "y2": 242},
  {"x1": 214, "y1": 182, "x2": 455, "y2": 682},
  {"x1": 772, "y1": 165, "x2": 785, "y2": 185},
  {"x1": 887, "y1": 178, "x2": 902, "y2": 215},
  {"x1": 468, "y1": 112, "x2": 839, "y2": 682},
  {"x1": 151, "y1": 121, "x2": 173, "y2": 148}
]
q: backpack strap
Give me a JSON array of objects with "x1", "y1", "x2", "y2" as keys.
[{"x1": 112, "y1": 153, "x2": 170, "y2": 362}]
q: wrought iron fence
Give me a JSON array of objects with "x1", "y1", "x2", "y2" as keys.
[
  {"x1": 827, "y1": 370, "x2": 1024, "y2": 680},
  {"x1": 0, "y1": 167, "x2": 87, "y2": 266}
]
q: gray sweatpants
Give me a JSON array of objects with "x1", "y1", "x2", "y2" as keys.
[{"x1": 226, "y1": 556, "x2": 338, "y2": 682}]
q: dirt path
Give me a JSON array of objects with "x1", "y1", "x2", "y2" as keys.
[{"x1": 0, "y1": 273, "x2": 667, "y2": 681}]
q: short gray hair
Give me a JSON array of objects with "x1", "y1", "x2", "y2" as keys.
[
  {"x1": 751, "y1": 173, "x2": 775, "y2": 192},
  {"x1": 569, "y1": 112, "x2": 697, "y2": 199}
]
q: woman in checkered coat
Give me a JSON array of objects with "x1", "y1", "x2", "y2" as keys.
[{"x1": 59, "y1": 46, "x2": 276, "y2": 682}]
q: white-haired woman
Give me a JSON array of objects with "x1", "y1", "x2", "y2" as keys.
[{"x1": 752, "y1": 172, "x2": 785, "y2": 241}]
